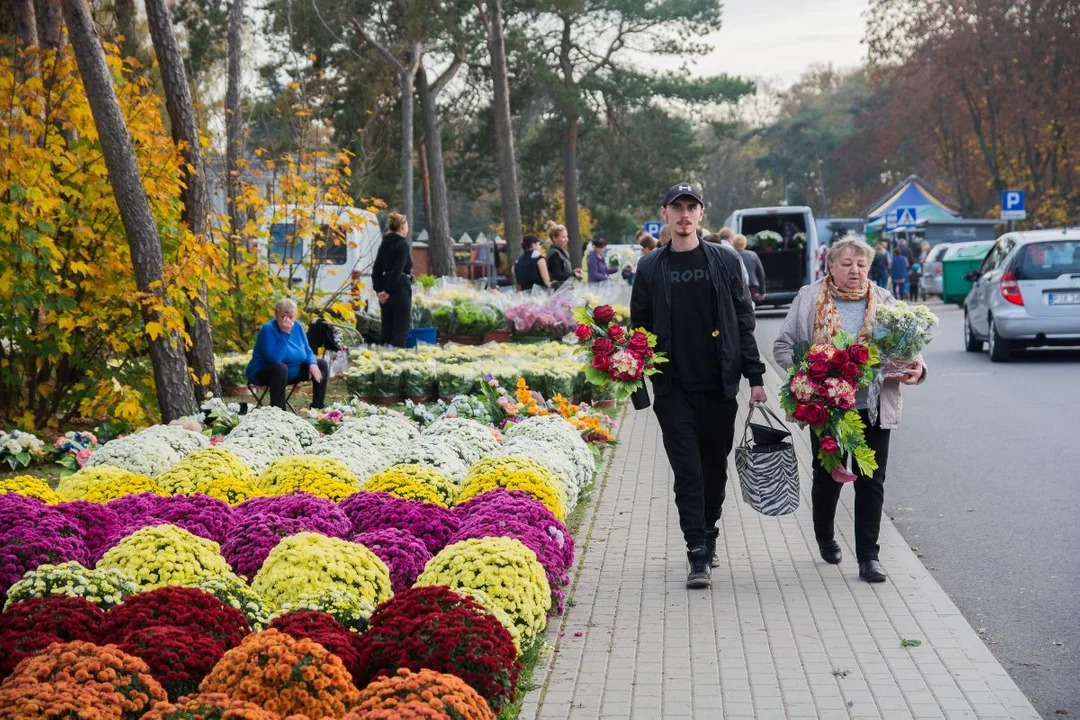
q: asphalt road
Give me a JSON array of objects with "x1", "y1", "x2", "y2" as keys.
[{"x1": 754, "y1": 300, "x2": 1080, "y2": 720}]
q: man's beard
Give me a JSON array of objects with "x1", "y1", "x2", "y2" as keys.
[{"x1": 673, "y1": 224, "x2": 696, "y2": 238}]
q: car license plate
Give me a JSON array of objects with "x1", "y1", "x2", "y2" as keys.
[{"x1": 1047, "y1": 292, "x2": 1080, "y2": 305}]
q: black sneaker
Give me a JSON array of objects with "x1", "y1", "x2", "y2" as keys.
[
  {"x1": 705, "y1": 536, "x2": 720, "y2": 568},
  {"x1": 686, "y1": 546, "x2": 712, "y2": 589}
]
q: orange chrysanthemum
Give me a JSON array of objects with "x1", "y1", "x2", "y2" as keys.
[
  {"x1": 0, "y1": 679, "x2": 125, "y2": 720},
  {"x1": 139, "y1": 692, "x2": 280, "y2": 719},
  {"x1": 199, "y1": 629, "x2": 360, "y2": 718},
  {"x1": 350, "y1": 668, "x2": 494, "y2": 720},
  {"x1": 2, "y1": 641, "x2": 166, "y2": 720}
]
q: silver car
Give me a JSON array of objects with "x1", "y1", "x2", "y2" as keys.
[
  {"x1": 921, "y1": 243, "x2": 952, "y2": 296},
  {"x1": 964, "y1": 228, "x2": 1080, "y2": 361}
]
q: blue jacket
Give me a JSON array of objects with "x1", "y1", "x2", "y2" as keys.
[
  {"x1": 246, "y1": 319, "x2": 317, "y2": 384},
  {"x1": 890, "y1": 254, "x2": 910, "y2": 280}
]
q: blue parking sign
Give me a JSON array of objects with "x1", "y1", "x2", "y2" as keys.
[
  {"x1": 1001, "y1": 190, "x2": 1026, "y2": 220},
  {"x1": 644, "y1": 221, "x2": 662, "y2": 239}
]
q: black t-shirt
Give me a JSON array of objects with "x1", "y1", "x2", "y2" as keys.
[{"x1": 668, "y1": 244, "x2": 722, "y2": 391}]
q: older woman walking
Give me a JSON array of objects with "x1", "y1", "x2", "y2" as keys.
[{"x1": 773, "y1": 237, "x2": 927, "y2": 583}]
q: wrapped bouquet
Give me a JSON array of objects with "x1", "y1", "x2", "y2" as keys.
[
  {"x1": 779, "y1": 333, "x2": 879, "y2": 483},
  {"x1": 868, "y1": 302, "x2": 937, "y2": 422},
  {"x1": 574, "y1": 304, "x2": 667, "y2": 401}
]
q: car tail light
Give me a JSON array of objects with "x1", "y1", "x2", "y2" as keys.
[
  {"x1": 935, "y1": 266, "x2": 942, "y2": 275},
  {"x1": 1000, "y1": 270, "x2": 1023, "y2": 305}
]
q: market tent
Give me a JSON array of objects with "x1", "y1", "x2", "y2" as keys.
[{"x1": 862, "y1": 175, "x2": 959, "y2": 223}]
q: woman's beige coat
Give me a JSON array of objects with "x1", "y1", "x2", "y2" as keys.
[{"x1": 772, "y1": 279, "x2": 927, "y2": 430}]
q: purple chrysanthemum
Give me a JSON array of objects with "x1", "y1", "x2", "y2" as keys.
[
  {"x1": 219, "y1": 512, "x2": 308, "y2": 581},
  {"x1": 339, "y1": 491, "x2": 459, "y2": 555},
  {"x1": 234, "y1": 492, "x2": 350, "y2": 538},
  {"x1": 351, "y1": 528, "x2": 432, "y2": 593},
  {"x1": 53, "y1": 501, "x2": 121, "y2": 561}
]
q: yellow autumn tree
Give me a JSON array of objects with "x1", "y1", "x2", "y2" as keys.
[{"x1": 0, "y1": 43, "x2": 218, "y2": 428}]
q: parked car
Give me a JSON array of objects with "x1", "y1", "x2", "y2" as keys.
[
  {"x1": 963, "y1": 228, "x2": 1080, "y2": 361},
  {"x1": 921, "y1": 242, "x2": 952, "y2": 296}
]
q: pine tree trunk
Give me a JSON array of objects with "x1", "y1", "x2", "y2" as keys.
[
  {"x1": 480, "y1": 0, "x2": 523, "y2": 267},
  {"x1": 15, "y1": 0, "x2": 38, "y2": 49},
  {"x1": 418, "y1": 66, "x2": 455, "y2": 277},
  {"x1": 114, "y1": 0, "x2": 139, "y2": 61},
  {"x1": 35, "y1": 0, "x2": 63, "y2": 52},
  {"x1": 563, "y1": 110, "x2": 582, "y2": 268},
  {"x1": 61, "y1": 0, "x2": 199, "y2": 422},
  {"x1": 225, "y1": 0, "x2": 245, "y2": 338},
  {"x1": 144, "y1": 0, "x2": 220, "y2": 398},
  {"x1": 399, "y1": 41, "x2": 420, "y2": 233}
]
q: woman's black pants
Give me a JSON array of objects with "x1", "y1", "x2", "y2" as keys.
[
  {"x1": 255, "y1": 359, "x2": 328, "y2": 410},
  {"x1": 809, "y1": 410, "x2": 891, "y2": 562},
  {"x1": 379, "y1": 285, "x2": 412, "y2": 348}
]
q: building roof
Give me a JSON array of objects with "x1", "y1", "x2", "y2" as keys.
[{"x1": 862, "y1": 175, "x2": 959, "y2": 221}]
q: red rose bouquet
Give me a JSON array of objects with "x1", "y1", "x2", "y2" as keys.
[
  {"x1": 573, "y1": 304, "x2": 667, "y2": 400},
  {"x1": 779, "y1": 333, "x2": 880, "y2": 483}
]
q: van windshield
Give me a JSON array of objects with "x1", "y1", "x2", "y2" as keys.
[{"x1": 1014, "y1": 240, "x2": 1080, "y2": 280}]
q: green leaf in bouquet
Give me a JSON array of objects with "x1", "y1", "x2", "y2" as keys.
[
  {"x1": 867, "y1": 344, "x2": 881, "y2": 366},
  {"x1": 15, "y1": 452, "x2": 31, "y2": 466},
  {"x1": 793, "y1": 340, "x2": 810, "y2": 364},
  {"x1": 583, "y1": 364, "x2": 610, "y2": 387},
  {"x1": 836, "y1": 411, "x2": 867, "y2": 446},
  {"x1": 853, "y1": 445, "x2": 878, "y2": 476},
  {"x1": 778, "y1": 391, "x2": 796, "y2": 416},
  {"x1": 832, "y1": 332, "x2": 855, "y2": 350}
]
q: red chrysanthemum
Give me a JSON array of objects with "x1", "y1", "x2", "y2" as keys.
[
  {"x1": 269, "y1": 610, "x2": 361, "y2": 680},
  {"x1": 116, "y1": 625, "x2": 226, "y2": 700},
  {"x1": 354, "y1": 587, "x2": 519, "y2": 713},
  {"x1": 101, "y1": 586, "x2": 250, "y2": 649}
]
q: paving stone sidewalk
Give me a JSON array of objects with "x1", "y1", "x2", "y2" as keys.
[{"x1": 520, "y1": 362, "x2": 1040, "y2": 720}]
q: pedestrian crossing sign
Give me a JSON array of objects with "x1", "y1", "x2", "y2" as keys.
[{"x1": 894, "y1": 207, "x2": 918, "y2": 229}]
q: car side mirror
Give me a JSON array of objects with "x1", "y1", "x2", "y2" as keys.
[{"x1": 964, "y1": 270, "x2": 981, "y2": 281}]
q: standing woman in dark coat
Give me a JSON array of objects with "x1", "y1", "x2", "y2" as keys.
[{"x1": 372, "y1": 212, "x2": 413, "y2": 347}]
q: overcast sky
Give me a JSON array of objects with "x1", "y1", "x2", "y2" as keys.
[{"x1": 669, "y1": 0, "x2": 870, "y2": 88}]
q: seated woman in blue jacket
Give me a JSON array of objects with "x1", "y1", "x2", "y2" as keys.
[{"x1": 245, "y1": 298, "x2": 328, "y2": 410}]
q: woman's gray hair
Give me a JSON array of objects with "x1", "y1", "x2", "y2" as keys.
[
  {"x1": 275, "y1": 298, "x2": 299, "y2": 316},
  {"x1": 827, "y1": 236, "x2": 875, "y2": 266}
]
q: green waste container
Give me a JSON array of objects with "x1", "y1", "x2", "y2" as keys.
[{"x1": 941, "y1": 242, "x2": 993, "y2": 305}]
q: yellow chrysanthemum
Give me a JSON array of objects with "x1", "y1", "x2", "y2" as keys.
[
  {"x1": 195, "y1": 476, "x2": 262, "y2": 506},
  {"x1": 456, "y1": 456, "x2": 567, "y2": 520},
  {"x1": 58, "y1": 465, "x2": 152, "y2": 501},
  {"x1": 83, "y1": 475, "x2": 166, "y2": 503},
  {"x1": 96, "y1": 524, "x2": 233, "y2": 591},
  {"x1": 363, "y1": 464, "x2": 457, "y2": 507},
  {"x1": 0, "y1": 475, "x2": 63, "y2": 504},
  {"x1": 156, "y1": 447, "x2": 256, "y2": 495},
  {"x1": 256, "y1": 455, "x2": 360, "y2": 498}
]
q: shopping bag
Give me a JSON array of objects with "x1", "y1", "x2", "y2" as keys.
[
  {"x1": 734, "y1": 405, "x2": 800, "y2": 516},
  {"x1": 327, "y1": 349, "x2": 350, "y2": 379}
]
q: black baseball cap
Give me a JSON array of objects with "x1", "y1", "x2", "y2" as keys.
[{"x1": 662, "y1": 182, "x2": 704, "y2": 207}]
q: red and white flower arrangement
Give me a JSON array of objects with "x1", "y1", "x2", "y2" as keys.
[
  {"x1": 779, "y1": 333, "x2": 879, "y2": 483},
  {"x1": 573, "y1": 304, "x2": 667, "y2": 401}
]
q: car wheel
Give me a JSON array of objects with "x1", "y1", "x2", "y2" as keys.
[
  {"x1": 988, "y1": 317, "x2": 1010, "y2": 362},
  {"x1": 964, "y1": 311, "x2": 984, "y2": 352}
]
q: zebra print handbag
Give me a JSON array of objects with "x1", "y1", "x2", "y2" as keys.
[{"x1": 735, "y1": 405, "x2": 800, "y2": 516}]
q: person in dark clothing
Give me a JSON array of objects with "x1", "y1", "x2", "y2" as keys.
[
  {"x1": 245, "y1": 297, "x2": 328, "y2": 410},
  {"x1": 630, "y1": 182, "x2": 768, "y2": 590},
  {"x1": 513, "y1": 234, "x2": 551, "y2": 291},
  {"x1": 732, "y1": 233, "x2": 766, "y2": 303},
  {"x1": 870, "y1": 242, "x2": 890, "y2": 288},
  {"x1": 890, "y1": 247, "x2": 910, "y2": 300},
  {"x1": 544, "y1": 222, "x2": 580, "y2": 288},
  {"x1": 372, "y1": 212, "x2": 413, "y2": 347}
]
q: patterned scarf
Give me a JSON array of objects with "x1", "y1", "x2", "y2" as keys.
[{"x1": 813, "y1": 276, "x2": 876, "y2": 346}]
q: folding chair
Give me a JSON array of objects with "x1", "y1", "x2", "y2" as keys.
[{"x1": 247, "y1": 380, "x2": 303, "y2": 415}]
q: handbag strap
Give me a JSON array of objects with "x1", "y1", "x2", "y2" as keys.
[{"x1": 741, "y1": 404, "x2": 790, "y2": 446}]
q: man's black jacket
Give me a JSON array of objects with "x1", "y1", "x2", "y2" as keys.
[{"x1": 630, "y1": 241, "x2": 765, "y2": 408}]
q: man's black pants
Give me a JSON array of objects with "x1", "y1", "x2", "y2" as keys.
[
  {"x1": 255, "y1": 358, "x2": 329, "y2": 410},
  {"x1": 379, "y1": 285, "x2": 412, "y2": 348},
  {"x1": 809, "y1": 410, "x2": 891, "y2": 561},
  {"x1": 653, "y1": 386, "x2": 739, "y2": 550}
]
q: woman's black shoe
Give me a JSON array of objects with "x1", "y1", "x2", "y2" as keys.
[
  {"x1": 818, "y1": 540, "x2": 842, "y2": 565},
  {"x1": 858, "y1": 560, "x2": 887, "y2": 583}
]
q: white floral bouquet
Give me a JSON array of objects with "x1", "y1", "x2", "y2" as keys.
[
  {"x1": 391, "y1": 437, "x2": 469, "y2": 484},
  {"x1": 227, "y1": 406, "x2": 320, "y2": 448},
  {"x1": 1, "y1": 428, "x2": 47, "y2": 470},
  {"x1": 422, "y1": 418, "x2": 501, "y2": 465},
  {"x1": 201, "y1": 396, "x2": 242, "y2": 434},
  {"x1": 872, "y1": 301, "x2": 939, "y2": 363},
  {"x1": 84, "y1": 434, "x2": 182, "y2": 478}
]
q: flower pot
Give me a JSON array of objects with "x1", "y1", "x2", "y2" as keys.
[
  {"x1": 593, "y1": 398, "x2": 618, "y2": 409},
  {"x1": 372, "y1": 394, "x2": 401, "y2": 406},
  {"x1": 440, "y1": 334, "x2": 485, "y2": 346},
  {"x1": 483, "y1": 328, "x2": 512, "y2": 343},
  {"x1": 408, "y1": 395, "x2": 432, "y2": 404},
  {"x1": 439, "y1": 395, "x2": 455, "y2": 403},
  {"x1": 222, "y1": 386, "x2": 249, "y2": 398}
]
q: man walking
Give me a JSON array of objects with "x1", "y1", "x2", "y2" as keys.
[{"x1": 631, "y1": 183, "x2": 768, "y2": 589}]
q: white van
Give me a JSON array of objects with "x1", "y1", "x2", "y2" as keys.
[
  {"x1": 722, "y1": 205, "x2": 819, "y2": 307},
  {"x1": 259, "y1": 205, "x2": 383, "y2": 301}
]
